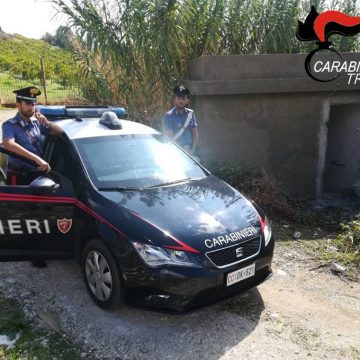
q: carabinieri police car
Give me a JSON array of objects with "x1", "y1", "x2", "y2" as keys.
[{"x1": 0, "y1": 106, "x2": 274, "y2": 312}]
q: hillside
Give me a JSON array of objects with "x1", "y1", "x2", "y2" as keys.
[
  {"x1": 0, "y1": 32, "x2": 78, "y2": 85},
  {"x1": 0, "y1": 27, "x2": 13, "y2": 40},
  {"x1": 0, "y1": 29, "x2": 81, "y2": 104}
]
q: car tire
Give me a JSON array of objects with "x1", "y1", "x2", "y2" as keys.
[{"x1": 82, "y1": 239, "x2": 124, "y2": 309}]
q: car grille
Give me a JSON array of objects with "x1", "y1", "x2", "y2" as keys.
[{"x1": 205, "y1": 236, "x2": 261, "y2": 268}]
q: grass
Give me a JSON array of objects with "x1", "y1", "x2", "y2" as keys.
[
  {"x1": 351, "y1": 346, "x2": 360, "y2": 360},
  {"x1": 272, "y1": 215, "x2": 360, "y2": 278},
  {"x1": 0, "y1": 72, "x2": 81, "y2": 104},
  {"x1": 0, "y1": 297, "x2": 82, "y2": 359},
  {"x1": 321, "y1": 218, "x2": 360, "y2": 271}
]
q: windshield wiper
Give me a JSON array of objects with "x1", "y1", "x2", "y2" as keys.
[
  {"x1": 98, "y1": 178, "x2": 201, "y2": 191},
  {"x1": 98, "y1": 186, "x2": 142, "y2": 191},
  {"x1": 144, "y1": 178, "x2": 200, "y2": 189}
]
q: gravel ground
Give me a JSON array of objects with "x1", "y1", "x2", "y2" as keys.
[
  {"x1": 0, "y1": 242, "x2": 359, "y2": 360},
  {"x1": 0, "y1": 109, "x2": 16, "y2": 123},
  {"x1": 0, "y1": 109, "x2": 16, "y2": 139}
]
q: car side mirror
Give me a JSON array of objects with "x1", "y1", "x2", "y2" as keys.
[{"x1": 29, "y1": 176, "x2": 60, "y2": 192}]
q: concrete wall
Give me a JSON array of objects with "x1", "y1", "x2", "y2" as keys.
[
  {"x1": 184, "y1": 54, "x2": 360, "y2": 198},
  {"x1": 323, "y1": 104, "x2": 360, "y2": 192}
]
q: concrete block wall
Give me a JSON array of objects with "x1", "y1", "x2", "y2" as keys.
[{"x1": 184, "y1": 54, "x2": 360, "y2": 198}]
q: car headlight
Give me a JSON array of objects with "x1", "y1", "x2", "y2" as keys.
[
  {"x1": 132, "y1": 241, "x2": 202, "y2": 268},
  {"x1": 263, "y1": 216, "x2": 272, "y2": 246}
]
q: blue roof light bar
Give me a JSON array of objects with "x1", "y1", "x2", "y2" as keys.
[{"x1": 36, "y1": 105, "x2": 127, "y2": 119}]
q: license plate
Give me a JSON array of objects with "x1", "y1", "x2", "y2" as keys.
[{"x1": 226, "y1": 263, "x2": 256, "y2": 287}]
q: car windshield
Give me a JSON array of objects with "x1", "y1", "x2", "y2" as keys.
[{"x1": 74, "y1": 134, "x2": 207, "y2": 189}]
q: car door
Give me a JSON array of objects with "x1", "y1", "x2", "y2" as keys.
[{"x1": 0, "y1": 147, "x2": 76, "y2": 261}]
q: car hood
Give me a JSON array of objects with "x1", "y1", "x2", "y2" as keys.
[{"x1": 100, "y1": 175, "x2": 262, "y2": 253}]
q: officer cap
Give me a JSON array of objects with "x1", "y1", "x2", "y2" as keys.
[
  {"x1": 13, "y1": 86, "x2": 41, "y2": 103},
  {"x1": 173, "y1": 85, "x2": 190, "y2": 98}
]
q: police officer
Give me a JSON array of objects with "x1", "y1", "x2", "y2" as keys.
[
  {"x1": 2, "y1": 86, "x2": 63, "y2": 185},
  {"x1": 163, "y1": 85, "x2": 199, "y2": 156}
]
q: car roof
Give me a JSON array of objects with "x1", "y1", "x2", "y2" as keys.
[
  {"x1": 36, "y1": 105, "x2": 160, "y2": 140},
  {"x1": 56, "y1": 118, "x2": 160, "y2": 140}
]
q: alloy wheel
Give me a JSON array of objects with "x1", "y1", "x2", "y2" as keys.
[{"x1": 85, "y1": 250, "x2": 113, "y2": 302}]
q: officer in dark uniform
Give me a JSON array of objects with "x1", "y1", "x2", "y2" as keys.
[
  {"x1": 1, "y1": 87, "x2": 63, "y2": 269},
  {"x1": 2, "y1": 86, "x2": 63, "y2": 185},
  {"x1": 163, "y1": 85, "x2": 199, "y2": 156}
]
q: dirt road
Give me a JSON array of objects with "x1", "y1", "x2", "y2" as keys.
[
  {"x1": 0, "y1": 109, "x2": 16, "y2": 123},
  {"x1": 0, "y1": 109, "x2": 16, "y2": 138},
  {"x1": 0, "y1": 241, "x2": 359, "y2": 360}
]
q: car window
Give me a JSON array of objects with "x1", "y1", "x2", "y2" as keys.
[
  {"x1": 48, "y1": 137, "x2": 79, "y2": 183},
  {"x1": 74, "y1": 134, "x2": 207, "y2": 188}
]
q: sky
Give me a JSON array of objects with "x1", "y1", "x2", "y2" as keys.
[{"x1": 0, "y1": 0, "x2": 67, "y2": 39}]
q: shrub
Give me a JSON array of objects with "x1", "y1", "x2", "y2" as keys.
[
  {"x1": 207, "y1": 161, "x2": 305, "y2": 222},
  {"x1": 333, "y1": 217, "x2": 360, "y2": 269}
]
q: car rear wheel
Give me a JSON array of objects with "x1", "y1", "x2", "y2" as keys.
[{"x1": 82, "y1": 239, "x2": 123, "y2": 309}]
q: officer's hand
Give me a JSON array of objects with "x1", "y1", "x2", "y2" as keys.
[
  {"x1": 34, "y1": 110, "x2": 49, "y2": 126},
  {"x1": 36, "y1": 158, "x2": 51, "y2": 173}
]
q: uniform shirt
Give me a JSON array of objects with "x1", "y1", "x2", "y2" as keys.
[
  {"x1": 2, "y1": 113, "x2": 49, "y2": 172},
  {"x1": 163, "y1": 107, "x2": 197, "y2": 147}
]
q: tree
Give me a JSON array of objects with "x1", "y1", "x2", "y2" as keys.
[{"x1": 42, "y1": 25, "x2": 74, "y2": 51}]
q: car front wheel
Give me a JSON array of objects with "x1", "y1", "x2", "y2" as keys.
[{"x1": 82, "y1": 239, "x2": 123, "y2": 309}]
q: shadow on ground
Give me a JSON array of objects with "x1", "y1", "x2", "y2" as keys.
[{"x1": 0, "y1": 260, "x2": 266, "y2": 359}]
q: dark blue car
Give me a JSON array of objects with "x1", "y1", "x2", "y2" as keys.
[{"x1": 0, "y1": 106, "x2": 274, "y2": 312}]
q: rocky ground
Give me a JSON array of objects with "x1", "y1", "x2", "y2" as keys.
[{"x1": 0, "y1": 241, "x2": 359, "y2": 360}]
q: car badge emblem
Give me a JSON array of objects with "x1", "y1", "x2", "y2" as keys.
[
  {"x1": 57, "y1": 218, "x2": 73, "y2": 234},
  {"x1": 235, "y1": 247, "x2": 243, "y2": 258}
]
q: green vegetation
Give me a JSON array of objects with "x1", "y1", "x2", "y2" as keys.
[
  {"x1": 0, "y1": 297, "x2": 81, "y2": 359},
  {"x1": 0, "y1": 72, "x2": 79, "y2": 104},
  {"x1": 274, "y1": 210, "x2": 360, "y2": 275},
  {"x1": 271, "y1": 219, "x2": 360, "y2": 276},
  {"x1": 0, "y1": 34, "x2": 78, "y2": 85},
  {"x1": 51, "y1": 0, "x2": 360, "y2": 122},
  {"x1": 42, "y1": 26, "x2": 75, "y2": 51},
  {"x1": 322, "y1": 217, "x2": 360, "y2": 270},
  {"x1": 0, "y1": 33, "x2": 83, "y2": 104}
]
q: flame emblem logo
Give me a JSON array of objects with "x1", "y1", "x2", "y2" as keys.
[
  {"x1": 297, "y1": 6, "x2": 360, "y2": 81},
  {"x1": 57, "y1": 218, "x2": 73, "y2": 234}
]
